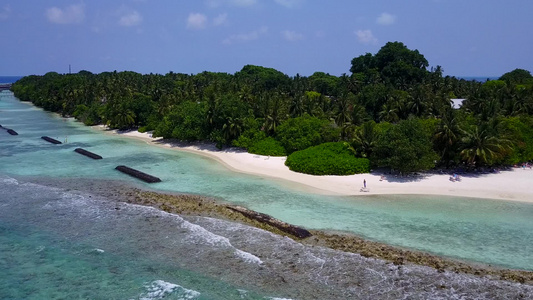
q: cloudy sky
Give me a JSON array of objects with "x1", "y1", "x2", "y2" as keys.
[{"x1": 1, "y1": 1, "x2": 532, "y2": 77}]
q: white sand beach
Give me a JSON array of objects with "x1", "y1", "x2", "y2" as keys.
[{"x1": 100, "y1": 127, "x2": 533, "y2": 203}]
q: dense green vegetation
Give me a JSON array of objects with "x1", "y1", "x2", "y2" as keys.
[
  {"x1": 11, "y1": 42, "x2": 533, "y2": 174},
  {"x1": 286, "y1": 142, "x2": 370, "y2": 175}
]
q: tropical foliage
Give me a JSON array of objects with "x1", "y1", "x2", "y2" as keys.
[
  {"x1": 11, "y1": 42, "x2": 533, "y2": 174},
  {"x1": 372, "y1": 119, "x2": 439, "y2": 173}
]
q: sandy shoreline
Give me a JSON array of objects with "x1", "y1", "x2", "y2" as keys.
[{"x1": 98, "y1": 126, "x2": 533, "y2": 203}]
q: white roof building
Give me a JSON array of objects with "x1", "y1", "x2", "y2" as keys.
[{"x1": 450, "y1": 99, "x2": 465, "y2": 109}]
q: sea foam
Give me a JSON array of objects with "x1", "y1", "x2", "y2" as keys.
[
  {"x1": 235, "y1": 249, "x2": 263, "y2": 264},
  {"x1": 181, "y1": 218, "x2": 264, "y2": 264},
  {"x1": 138, "y1": 280, "x2": 200, "y2": 300},
  {"x1": 0, "y1": 176, "x2": 18, "y2": 185},
  {"x1": 181, "y1": 219, "x2": 233, "y2": 247}
]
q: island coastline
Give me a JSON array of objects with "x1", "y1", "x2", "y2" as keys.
[{"x1": 97, "y1": 126, "x2": 533, "y2": 204}]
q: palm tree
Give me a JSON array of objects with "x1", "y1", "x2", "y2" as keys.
[
  {"x1": 303, "y1": 91, "x2": 323, "y2": 117},
  {"x1": 263, "y1": 91, "x2": 286, "y2": 134},
  {"x1": 352, "y1": 121, "x2": 378, "y2": 158},
  {"x1": 503, "y1": 86, "x2": 528, "y2": 116},
  {"x1": 379, "y1": 102, "x2": 399, "y2": 123},
  {"x1": 222, "y1": 117, "x2": 242, "y2": 142},
  {"x1": 479, "y1": 98, "x2": 502, "y2": 121},
  {"x1": 111, "y1": 105, "x2": 136, "y2": 130},
  {"x1": 459, "y1": 125, "x2": 511, "y2": 167},
  {"x1": 334, "y1": 94, "x2": 353, "y2": 140},
  {"x1": 238, "y1": 85, "x2": 256, "y2": 114},
  {"x1": 289, "y1": 94, "x2": 305, "y2": 118},
  {"x1": 434, "y1": 109, "x2": 462, "y2": 165},
  {"x1": 350, "y1": 103, "x2": 367, "y2": 127},
  {"x1": 408, "y1": 85, "x2": 430, "y2": 118},
  {"x1": 334, "y1": 96, "x2": 351, "y2": 123}
]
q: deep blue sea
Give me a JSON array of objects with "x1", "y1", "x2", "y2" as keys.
[
  {"x1": 0, "y1": 76, "x2": 23, "y2": 84},
  {"x1": 1, "y1": 90, "x2": 532, "y2": 299},
  {"x1": 458, "y1": 76, "x2": 499, "y2": 82}
]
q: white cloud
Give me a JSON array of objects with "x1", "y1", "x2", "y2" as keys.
[
  {"x1": 213, "y1": 13, "x2": 228, "y2": 26},
  {"x1": 355, "y1": 29, "x2": 377, "y2": 45},
  {"x1": 282, "y1": 30, "x2": 303, "y2": 42},
  {"x1": 187, "y1": 13, "x2": 208, "y2": 30},
  {"x1": 376, "y1": 12, "x2": 396, "y2": 25},
  {"x1": 0, "y1": 5, "x2": 11, "y2": 20},
  {"x1": 274, "y1": 0, "x2": 304, "y2": 8},
  {"x1": 46, "y1": 4, "x2": 85, "y2": 24},
  {"x1": 119, "y1": 11, "x2": 143, "y2": 27},
  {"x1": 223, "y1": 26, "x2": 268, "y2": 44}
]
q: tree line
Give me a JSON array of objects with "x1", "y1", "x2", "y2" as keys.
[{"x1": 11, "y1": 42, "x2": 533, "y2": 173}]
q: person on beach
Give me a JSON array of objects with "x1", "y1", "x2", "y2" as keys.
[{"x1": 363, "y1": 179, "x2": 366, "y2": 188}]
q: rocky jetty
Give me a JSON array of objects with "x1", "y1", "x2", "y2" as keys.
[
  {"x1": 74, "y1": 148, "x2": 103, "y2": 160},
  {"x1": 0, "y1": 125, "x2": 18, "y2": 135},
  {"x1": 115, "y1": 165, "x2": 161, "y2": 183},
  {"x1": 41, "y1": 136, "x2": 62, "y2": 144}
]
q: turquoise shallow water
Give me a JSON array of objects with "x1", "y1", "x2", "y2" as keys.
[
  {"x1": 1, "y1": 91, "x2": 533, "y2": 298},
  {"x1": 0, "y1": 177, "x2": 297, "y2": 299}
]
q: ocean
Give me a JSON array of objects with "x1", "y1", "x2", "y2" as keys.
[
  {"x1": 457, "y1": 76, "x2": 499, "y2": 82},
  {"x1": 1, "y1": 91, "x2": 533, "y2": 299},
  {"x1": 0, "y1": 76, "x2": 23, "y2": 84}
]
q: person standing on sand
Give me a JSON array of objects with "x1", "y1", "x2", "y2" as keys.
[{"x1": 363, "y1": 179, "x2": 366, "y2": 188}]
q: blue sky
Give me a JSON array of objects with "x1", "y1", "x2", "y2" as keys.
[{"x1": 1, "y1": 1, "x2": 532, "y2": 77}]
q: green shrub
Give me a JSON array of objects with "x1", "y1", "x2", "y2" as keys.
[
  {"x1": 73, "y1": 104, "x2": 102, "y2": 126},
  {"x1": 233, "y1": 125, "x2": 286, "y2": 156},
  {"x1": 276, "y1": 115, "x2": 339, "y2": 154},
  {"x1": 153, "y1": 101, "x2": 208, "y2": 140},
  {"x1": 372, "y1": 118, "x2": 438, "y2": 172},
  {"x1": 285, "y1": 142, "x2": 370, "y2": 175},
  {"x1": 233, "y1": 128, "x2": 266, "y2": 149},
  {"x1": 248, "y1": 137, "x2": 286, "y2": 156}
]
